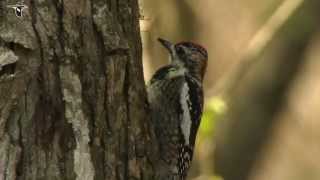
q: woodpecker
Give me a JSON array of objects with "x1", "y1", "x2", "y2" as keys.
[{"x1": 148, "y1": 38, "x2": 208, "y2": 179}]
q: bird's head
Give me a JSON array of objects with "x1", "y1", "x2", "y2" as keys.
[{"x1": 158, "y1": 38, "x2": 208, "y2": 81}]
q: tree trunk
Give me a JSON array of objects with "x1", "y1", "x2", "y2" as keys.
[{"x1": 0, "y1": 0, "x2": 156, "y2": 179}]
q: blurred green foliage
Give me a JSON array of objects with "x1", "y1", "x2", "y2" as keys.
[
  {"x1": 212, "y1": 175, "x2": 224, "y2": 180},
  {"x1": 190, "y1": 97, "x2": 226, "y2": 179},
  {"x1": 198, "y1": 97, "x2": 227, "y2": 140}
]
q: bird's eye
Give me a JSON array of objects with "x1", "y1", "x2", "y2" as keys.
[{"x1": 175, "y1": 46, "x2": 185, "y2": 55}]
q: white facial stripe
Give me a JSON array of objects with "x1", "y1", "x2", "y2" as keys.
[
  {"x1": 180, "y1": 82, "x2": 191, "y2": 145},
  {"x1": 170, "y1": 45, "x2": 186, "y2": 68},
  {"x1": 167, "y1": 67, "x2": 186, "y2": 79}
]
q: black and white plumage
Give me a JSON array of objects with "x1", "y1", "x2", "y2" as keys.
[{"x1": 148, "y1": 38, "x2": 208, "y2": 180}]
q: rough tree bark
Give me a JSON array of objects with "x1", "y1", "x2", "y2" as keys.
[{"x1": 0, "y1": 0, "x2": 157, "y2": 179}]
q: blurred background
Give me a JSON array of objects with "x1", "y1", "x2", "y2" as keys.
[
  {"x1": 139, "y1": 0, "x2": 320, "y2": 180},
  {"x1": 140, "y1": 0, "x2": 280, "y2": 93}
]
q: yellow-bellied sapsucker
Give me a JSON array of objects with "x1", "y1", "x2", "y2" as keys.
[{"x1": 148, "y1": 38, "x2": 208, "y2": 180}]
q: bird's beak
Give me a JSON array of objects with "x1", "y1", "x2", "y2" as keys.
[{"x1": 158, "y1": 38, "x2": 174, "y2": 52}]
